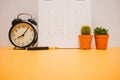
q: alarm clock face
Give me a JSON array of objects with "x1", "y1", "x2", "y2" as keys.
[{"x1": 9, "y1": 22, "x2": 36, "y2": 48}]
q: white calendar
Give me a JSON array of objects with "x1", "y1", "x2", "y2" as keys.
[{"x1": 38, "y1": 0, "x2": 91, "y2": 48}]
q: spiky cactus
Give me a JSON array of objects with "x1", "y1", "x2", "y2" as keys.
[{"x1": 81, "y1": 25, "x2": 91, "y2": 35}]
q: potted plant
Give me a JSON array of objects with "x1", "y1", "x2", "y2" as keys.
[
  {"x1": 94, "y1": 26, "x2": 109, "y2": 49},
  {"x1": 78, "y1": 25, "x2": 92, "y2": 49}
]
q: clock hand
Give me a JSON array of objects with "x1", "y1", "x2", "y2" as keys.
[
  {"x1": 16, "y1": 34, "x2": 24, "y2": 39},
  {"x1": 23, "y1": 28, "x2": 29, "y2": 35},
  {"x1": 16, "y1": 28, "x2": 29, "y2": 39},
  {"x1": 17, "y1": 28, "x2": 29, "y2": 38}
]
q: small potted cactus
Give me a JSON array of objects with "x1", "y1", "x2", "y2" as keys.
[
  {"x1": 94, "y1": 26, "x2": 109, "y2": 49},
  {"x1": 78, "y1": 25, "x2": 92, "y2": 49}
]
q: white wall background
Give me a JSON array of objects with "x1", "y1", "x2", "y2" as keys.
[
  {"x1": 0, "y1": 0, "x2": 120, "y2": 48},
  {"x1": 91, "y1": 0, "x2": 120, "y2": 48},
  {"x1": 38, "y1": 0, "x2": 91, "y2": 48}
]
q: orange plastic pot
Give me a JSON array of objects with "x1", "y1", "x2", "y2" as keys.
[
  {"x1": 78, "y1": 35, "x2": 92, "y2": 49},
  {"x1": 94, "y1": 35, "x2": 109, "y2": 50}
]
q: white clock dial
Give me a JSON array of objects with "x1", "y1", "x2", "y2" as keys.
[{"x1": 9, "y1": 22, "x2": 36, "y2": 48}]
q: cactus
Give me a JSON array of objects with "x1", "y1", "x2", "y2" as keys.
[
  {"x1": 94, "y1": 26, "x2": 109, "y2": 35},
  {"x1": 81, "y1": 25, "x2": 91, "y2": 35}
]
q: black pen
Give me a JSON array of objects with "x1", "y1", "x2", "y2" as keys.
[{"x1": 26, "y1": 47, "x2": 58, "y2": 50}]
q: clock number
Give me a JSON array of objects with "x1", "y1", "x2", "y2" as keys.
[{"x1": 15, "y1": 30, "x2": 18, "y2": 32}]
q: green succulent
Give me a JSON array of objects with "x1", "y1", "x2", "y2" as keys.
[
  {"x1": 81, "y1": 25, "x2": 91, "y2": 35},
  {"x1": 94, "y1": 26, "x2": 109, "y2": 35}
]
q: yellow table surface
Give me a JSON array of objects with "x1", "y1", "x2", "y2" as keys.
[{"x1": 0, "y1": 48, "x2": 120, "y2": 80}]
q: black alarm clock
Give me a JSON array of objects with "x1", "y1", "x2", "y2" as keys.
[{"x1": 8, "y1": 13, "x2": 38, "y2": 49}]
